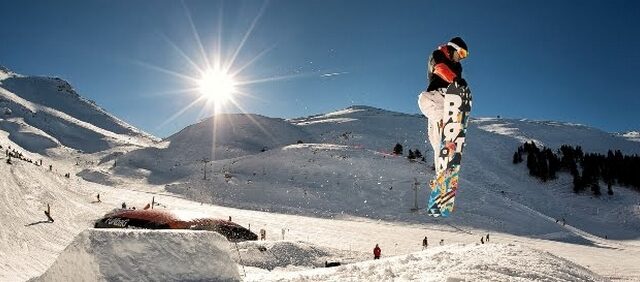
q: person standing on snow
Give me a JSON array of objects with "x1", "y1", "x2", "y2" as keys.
[
  {"x1": 418, "y1": 37, "x2": 469, "y2": 168},
  {"x1": 373, "y1": 244, "x2": 381, "y2": 259},
  {"x1": 44, "y1": 203, "x2": 54, "y2": 222},
  {"x1": 422, "y1": 236, "x2": 429, "y2": 249}
]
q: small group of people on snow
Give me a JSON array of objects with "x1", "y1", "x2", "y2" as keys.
[{"x1": 481, "y1": 233, "x2": 490, "y2": 244}]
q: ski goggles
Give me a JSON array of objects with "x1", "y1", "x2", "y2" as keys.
[{"x1": 448, "y1": 42, "x2": 468, "y2": 59}]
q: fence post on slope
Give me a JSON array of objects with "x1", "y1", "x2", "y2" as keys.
[
  {"x1": 202, "y1": 159, "x2": 210, "y2": 180},
  {"x1": 411, "y1": 178, "x2": 419, "y2": 211}
]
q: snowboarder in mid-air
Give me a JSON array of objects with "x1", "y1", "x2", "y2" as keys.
[
  {"x1": 418, "y1": 36, "x2": 469, "y2": 166},
  {"x1": 418, "y1": 37, "x2": 472, "y2": 217}
]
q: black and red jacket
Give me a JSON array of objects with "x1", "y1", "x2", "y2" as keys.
[{"x1": 427, "y1": 45, "x2": 462, "y2": 91}]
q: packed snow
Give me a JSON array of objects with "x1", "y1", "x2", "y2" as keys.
[
  {"x1": 31, "y1": 229, "x2": 240, "y2": 282},
  {"x1": 245, "y1": 243, "x2": 605, "y2": 282},
  {"x1": 1, "y1": 65, "x2": 640, "y2": 281}
]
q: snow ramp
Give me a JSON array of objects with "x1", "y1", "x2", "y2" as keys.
[{"x1": 31, "y1": 229, "x2": 240, "y2": 282}]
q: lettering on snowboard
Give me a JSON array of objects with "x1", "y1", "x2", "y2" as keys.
[{"x1": 428, "y1": 83, "x2": 472, "y2": 217}]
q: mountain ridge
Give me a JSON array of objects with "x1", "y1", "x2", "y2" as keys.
[{"x1": 0, "y1": 65, "x2": 157, "y2": 154}]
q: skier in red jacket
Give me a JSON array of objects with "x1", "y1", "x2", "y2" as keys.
[
  {"x1": 373, "y1": 244, "x2": 381, "y2": 259},
  {"x1": 418, "y1": 37, "x2": 469, "y2": 168}
]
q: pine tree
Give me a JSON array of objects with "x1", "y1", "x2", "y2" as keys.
[
  {"x1": 602, "y1": 163, "x2": 614, "y2": 194},
  {"x1": 573, "y1": 174, "x2": 583, "y2": 193},
  {"x1": 407, "y1": 150, "x2": 416, "y2": 160},
  {"x1": 414, "y1": 149, "x2": 423, "y2": 159},
  {"x1": 538, "y1": 153, "x2": 549, "y2": 181},
  {"x1": 592, "y1": 182, "x2": 602, "y2": 196},
  {"x1": 545, "y1": 149, "x2": 559, "y2": 180},
  {"x1": 393, "y1": 143, "x2": 403, "y2": 155},
  {"x1": 576, "y1": 146, "x2": 584, "y2": 161},
  {"x1": 527, "y1": 152, "x2": 538, "y2": 176}
]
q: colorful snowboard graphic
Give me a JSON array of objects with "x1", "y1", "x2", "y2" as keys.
[{"x1": 427, "y1": 82, "x2": 472, "y2": 217}]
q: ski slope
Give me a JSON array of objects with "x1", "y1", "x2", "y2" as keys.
[
  {"x1": 2, "y1": 131, "x2": 640, "y2": 281},
  {"x1": 1, "y1": 65, "x2": 640, "y2": 281},
  {"x1": 1, "y1": 139, "x2": 638, "y2": 281},
  {"x1": 245, "y1": 243, "x2": 604, "y2": 282},
  {"x1": 90, "y1": 106, "x2": 640, "y2": 241}
]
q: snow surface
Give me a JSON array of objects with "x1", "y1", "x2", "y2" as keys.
[
  {"x1": 2, "y1": 66, "x2": 640, "y2": 281},
  {"x1": 31, "y1": 229, "x2": 240, "y2": 282},
  {"x1": 0, "y1": 66, "x2": 156, "y2": 154},
  {"x1": 245, "y1": 243, "x2": 605, "y2": 282},
  {"x1": 1, "y1": 140, "x2": 638, "y2": 281},
  {"x1": 93, "y1": 106, "x2": 640, "y2": 240},
  {"x1": 0, "y1": 65, "x2": 19, "y2": 81},
  {"x1": 232, "y1": 240, "x2": 368, "y2": 271},
  {"x1": 618, "y1": 131, "x2": 640, "y2": 142}
]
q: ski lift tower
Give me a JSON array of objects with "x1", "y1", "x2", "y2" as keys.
[{"x1": 411, "y1": 178, "x2": 420, "y2": 212}]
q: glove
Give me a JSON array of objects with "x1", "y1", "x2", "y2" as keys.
[{"x1": 453, "y1": 77, "x2": 467, "y2": 87}]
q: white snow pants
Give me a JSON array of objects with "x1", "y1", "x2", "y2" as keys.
[{"x1": 418, "y1": 90, "x2": 445, "y2": 166}]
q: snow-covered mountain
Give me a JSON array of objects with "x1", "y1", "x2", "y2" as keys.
[
  {"x1": 82, "y1": 105, "x2": 640, "y2": 241},
  {"x1": 617, "y1": 131, "x2": 640, "y2": 142},
  {"x1": 2, "y1": 65, "x2": 640, "y2": 281},
  {"x1": 86, "y1": 113, "x2": 316, "y2": 185},
  {"x1": 288, "y1": 105, "x2": 426, "y2": 152},
  {"x1": 0, "y1": 65, "x2": 156, "y2": 155}
]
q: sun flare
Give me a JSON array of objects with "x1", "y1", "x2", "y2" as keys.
[{"x1": 198, "y1": 69, "x2": 237, "y2": 104}]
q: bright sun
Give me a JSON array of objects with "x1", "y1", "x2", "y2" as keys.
[{"x1": 198, "y1": 69, "x2": 237, "y2": 103}]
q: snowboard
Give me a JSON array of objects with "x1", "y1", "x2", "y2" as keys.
[{"x1": 427, "y1": 81, "x2": 472, "y2": 217}]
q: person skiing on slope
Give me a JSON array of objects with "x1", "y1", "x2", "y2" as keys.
[
  {"x1": 373, "y1": 244, "x2": 381, "y2": 259},
  {"x1": 44, "y1": 203, "x2": 54, "y2": 222},
  {"x1": 418, "y1": 37, "x2": 469, "y2": 168}
]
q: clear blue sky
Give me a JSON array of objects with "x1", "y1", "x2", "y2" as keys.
[{"x1": 1, "y1": 0, "x2": 638, "y2": 137}]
